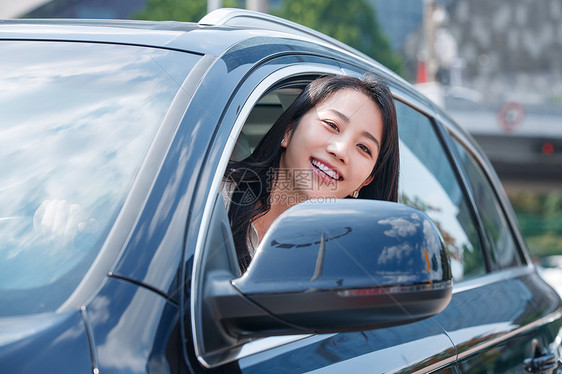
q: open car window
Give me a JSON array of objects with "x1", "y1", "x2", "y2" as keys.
[{"x1": 230, "y1": 87, "x2": 303, "y2": 161}]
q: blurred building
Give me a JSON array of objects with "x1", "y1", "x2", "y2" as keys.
[
  {"x1": 402, "y1": 0, "x2": 562, "y2": 101},
  {"x1": 416, "y1": 0, "x2": 562, "y2": 191},
  {"x1": 0, "y1": 0, "x2": 50, "y2": 18}
]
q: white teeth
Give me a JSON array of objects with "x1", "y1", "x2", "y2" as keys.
[{"x1": 312, "y1": 159, "x2": 339, "y2": 180}]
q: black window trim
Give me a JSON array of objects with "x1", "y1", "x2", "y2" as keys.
[{"x1": 431, "y1": 117, "x2": 495, "y2": 274}]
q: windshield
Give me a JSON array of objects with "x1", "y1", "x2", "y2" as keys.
[{"x1": 0, "y1": 40, "x2": 198, "y2": 316}]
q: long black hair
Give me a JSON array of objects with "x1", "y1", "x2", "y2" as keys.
[{"x1": 225, "y1": 74, "x2": 399, "y2": 271}]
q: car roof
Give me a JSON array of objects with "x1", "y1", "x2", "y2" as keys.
[
  {"x1": 0, "y1": 15, "x2": 337, "y2": 54},
  {"x1": 0, "y1": 9, "x2": 386, "y2": 71},
  {"x1": 0, "y1": 13, "x2": 417, "y2": 92},
  {"x1": 0, "y1": 18, "x2": 223, "y2": 54}
]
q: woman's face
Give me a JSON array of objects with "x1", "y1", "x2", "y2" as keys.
[{"x1": 280, "y1": 89, "x2": 384, "y2": 200}]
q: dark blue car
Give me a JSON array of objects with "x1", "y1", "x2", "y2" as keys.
[{"x1": 0, "y1": 9, "x2": 560, "y2": 373}]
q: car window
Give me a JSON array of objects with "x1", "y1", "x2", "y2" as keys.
[
  {"x1": 396, "y1": 101, "x2": 486, "y2": 281},
  {"x1": 451, "y1": 139, "x2": 521, "y2": 270},
  {"x1": 0, "y1": 41, "x2": 199, "y2": 316}
]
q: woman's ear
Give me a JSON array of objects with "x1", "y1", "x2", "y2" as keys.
[
  {"x1": 281, "y1": 127, "x2": 293, "y2": 148},
  {"x1": 360, "y1": 175, "x2": 375, "y2": 188}
]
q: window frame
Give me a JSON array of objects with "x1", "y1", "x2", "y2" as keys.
[
  {"x1": 390, "y1": 89, "x2": 531, "y2": 273},
  {"x1": 440, "y1": 121, "x2": 530, "y2": 267},
  {"x1": 392, "y1": 95, "x2": 492, "y2": 279},
  {"x1": 190, "y1": 62, "x2": 346, "y2": 367}
]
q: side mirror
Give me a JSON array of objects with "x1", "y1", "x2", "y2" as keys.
[{"x1": 195, "y1": 198, "x2": 452, "y2": 367}]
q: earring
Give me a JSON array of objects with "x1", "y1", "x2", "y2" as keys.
[
  {"x1": 352, "y1": 190, "x2": 359, "y2": 198},
  {"x1": 281, "y1": 138, "x2": 285, "y2": 145}
]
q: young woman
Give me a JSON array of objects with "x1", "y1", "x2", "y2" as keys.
[{"x1": 223, "y1": 74, "x2": 399, "y2": 271}]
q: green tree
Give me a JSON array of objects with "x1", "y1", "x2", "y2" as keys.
[
  {"x1": 274, "y1": 0, "x2": 403, "y2": 74},
  {"x1": 507, "y1": 190, "x2": 562, "y2": 258},
  {"x1": 134, "y1": 0, "x2": 236, "y2": 22}
]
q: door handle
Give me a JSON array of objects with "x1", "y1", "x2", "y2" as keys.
[
  {"x1": 524, "y1": 339, "x2": 559, "y2": 373},
  {"x1": 523, "y1": 353, "x2": 557, "y2": 373}
]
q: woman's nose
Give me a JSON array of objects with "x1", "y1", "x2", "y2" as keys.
[{"x1": 326, "y1": 137, "x2": 350, "y2": 163}]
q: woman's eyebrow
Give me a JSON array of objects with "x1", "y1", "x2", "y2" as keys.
[
  {"x1": 362, "y1": 130, "x2": 380, "y2": 150},
  {"x1": 327, "y1": 109, "x2": 350, "y2": 123}
]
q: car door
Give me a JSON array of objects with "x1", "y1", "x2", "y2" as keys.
[
  {"x1": 184, "y1": 56, "x2": 464, "y2": 372},
  {"x1": 431, "y1": 122, "x2": 562, "y2": 373}
]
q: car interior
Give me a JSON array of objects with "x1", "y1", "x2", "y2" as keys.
[{"x1": 230, "y1": 86, "x2": 303, "y2": 161}]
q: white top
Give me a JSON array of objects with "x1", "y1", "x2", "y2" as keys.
[{"x1": 221, "y1": 180, "x2": 259, "y2": 258}]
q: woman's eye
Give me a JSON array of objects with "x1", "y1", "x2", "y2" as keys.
[
  {"x1": 324, "y1": 120, "x2": 339, "y2": 132},
  {"x1": 358, "y1": 144, "x2": 372, "y2": 155}
]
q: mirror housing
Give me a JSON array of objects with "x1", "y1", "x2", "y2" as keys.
[{"x1": 195, "y1": 198, "x2": 452, "y2": 367}]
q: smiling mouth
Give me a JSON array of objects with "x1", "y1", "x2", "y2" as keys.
[{"x1": 310, "y1": 158, "x2": 343, "y2": 181}]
